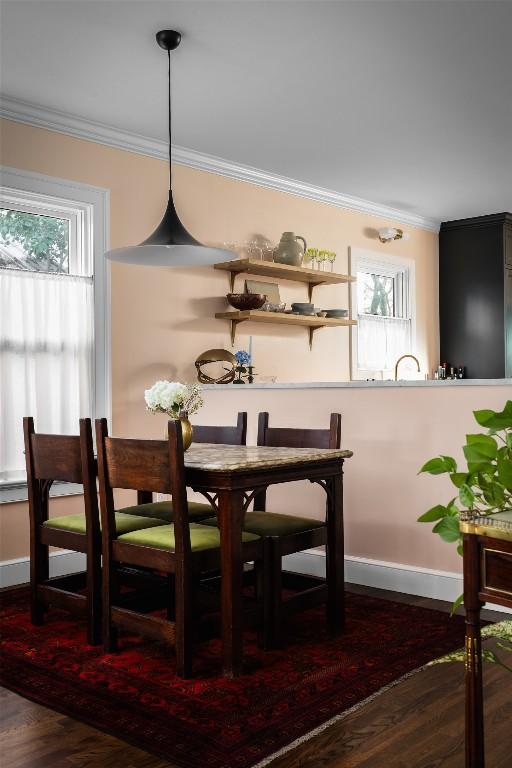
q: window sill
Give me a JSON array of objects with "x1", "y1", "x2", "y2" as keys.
[{"x1": 0, "y1": 480, "x2": 83, "y2": 504}]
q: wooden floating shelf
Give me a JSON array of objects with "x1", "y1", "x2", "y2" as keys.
[
  {"x1": 215, "y1": 310, "x2": 357, "y2": 349},
  {"x1": 214, "y1": 258, "x2": 356, "y2": 300}
]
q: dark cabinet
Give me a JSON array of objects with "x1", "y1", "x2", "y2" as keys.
[{"x1": 439, "y1": 212, "x2": 512, "y2": 379}]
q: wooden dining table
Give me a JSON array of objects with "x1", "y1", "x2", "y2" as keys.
[{"x1": 181, "y1": 443, "x2": 353, "y2": 677}]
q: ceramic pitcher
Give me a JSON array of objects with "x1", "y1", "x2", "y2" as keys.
[{"x1": 273, "y1": 232, "x2": 307, "y2": 267}]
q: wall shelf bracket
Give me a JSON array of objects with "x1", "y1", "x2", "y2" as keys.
[{"x1": 229, "y1": 318, "x2": 245, "y2": 346}]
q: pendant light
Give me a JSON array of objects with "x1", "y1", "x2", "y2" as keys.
[{"x1": 105, "y1": 30, "x2": 234, "y2": 266}]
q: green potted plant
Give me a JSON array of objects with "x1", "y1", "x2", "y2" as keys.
[
  {"x1": 418, "y1": 401, "x2": 512, "y2": 670},
  {"x1": 418, "y1": 400, "x2": 512, "y2": 612}
]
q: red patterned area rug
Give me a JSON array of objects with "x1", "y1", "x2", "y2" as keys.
[{"x1": 0, "y1": 588, "x2": 466, "y2": 768}]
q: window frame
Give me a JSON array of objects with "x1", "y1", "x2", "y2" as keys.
[
  {"x1": 0, "y1": 192, "x2": 86, "y2": 275},
  {"x1": 349, "y1": 246, "x2": 416, "y2": 381},
  {"x1": 0, "y1": 166, "x2": 111, "y2": 502}
]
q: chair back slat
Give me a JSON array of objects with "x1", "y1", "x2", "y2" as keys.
[
  {"x1": 30, "y1": 434, "x2": 83, "y2": 483},
  {"x1": 23, "y1": 416, "x2": 98, "y2": 536},
  {"x1": 104, "y1": 437, "x2": 171, "y2": 493},
  {"x1": 192, "y1": 412, "x2": 247, "y2": 446},
  {"x1": 96, "y1": 420, "x2": 190, "y2": 553},
  {"x1": 257, "y1": 412, "x2": 342, "y2": 450},
  {"x1": 166, "y1": 421, "x2": 191, "y2": 558},
  {"x1": 261, "y1": 427, "x2": 332, "y2": 449},
  {"x1": 253, "y1": 412, "x2": 341, "y2": 513}
]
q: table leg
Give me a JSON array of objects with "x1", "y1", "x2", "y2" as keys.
[
  {"x1": 463, "y1": 534, "x2": 484, "y2": 768},
  {"x1": 326, "y1": 469, "x2": 344, "y2": 633},
  {"x1": 218, "y1": 488, "x2": 245, "y2": 677}
]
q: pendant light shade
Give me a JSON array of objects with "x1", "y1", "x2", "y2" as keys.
[
  {"x1": 107, "y1": 191, "x2": 233, "y2": 266},
  {"x1": 105, "y1": 30, "x2": 233, "y2": 266}
]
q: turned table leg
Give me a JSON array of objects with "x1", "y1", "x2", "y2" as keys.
[
  {"x1": 218, "y1": 488, "x2": 245, "y2": 678},
  {"x1": 463, "y1": 534, "x2": 485, "y2": 768},
  {"x1": 326, "y1": 468, "x2": 345, "y2": 633}
]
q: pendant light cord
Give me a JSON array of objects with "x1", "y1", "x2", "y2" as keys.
[{"x1": 168, "y1": 48, "x2": 172, "y2": 190}]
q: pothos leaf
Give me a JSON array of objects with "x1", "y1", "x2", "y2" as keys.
[
  {"x1": 450, "y1": 593, "x2": 464, "y2": 615},
  {"x1": 450, "y1": 472, "x2": 469, "y2": 488},
  {"x1": 417, "y1": 505, "x2": 447, "y2": 523},
  {"x1": 433, "y1": 516, "x2": 461, "y2": 543},
  {"x1": 419, "y1": 457, "x2": 455, "y2": 475},
  {"x1": 459, "y1": 483, "x2": 475, "y2": 508}
]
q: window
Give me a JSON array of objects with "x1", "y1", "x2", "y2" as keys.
[
  {"x1": 350, "y1": 248, "x2": 415, "y2": 379},
  {"x1": 0, "y1": 167, "x2": 110, "y2": 501}
]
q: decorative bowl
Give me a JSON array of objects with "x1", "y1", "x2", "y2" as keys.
[
  {"x1": 262, "y1": 301, "x2": 286, "y2": 312},
  {"x1": 325, "y1": 309, "x2": 349, "y2": 318},
  {"x1": 227, "y1": 293, "x2": 266, "y2": 311},
  {"x1": 291, "y1": 302, "x2": 315, "y2": 315}
]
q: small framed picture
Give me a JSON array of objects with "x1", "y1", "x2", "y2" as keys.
[{"x1": 245, "y1": 279, "x2": 281, "y2": 303}]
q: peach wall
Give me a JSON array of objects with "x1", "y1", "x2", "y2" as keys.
[
  {"x1": 1, "y1": 118, "x2": 440, "y2": 565},
  {"x1": 195, "y1": 383, "x2": 511, "y2": 574},
  {"x1": 2, "y1": 381, "x2": 510, "y2": 572},
  {"x1": 0, "y1": 495, "x2": 85, "y2": 562},
  {"x1": 0, "y1": 118, "x2": 438, "y2": 392}
]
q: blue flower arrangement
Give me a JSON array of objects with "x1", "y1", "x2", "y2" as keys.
[
  {"x1": 235, "y1": 350, "x2": 251, "y2": 366},
  {"x1": 233, "y1": 349, "x2": 252, "y2": 383}
]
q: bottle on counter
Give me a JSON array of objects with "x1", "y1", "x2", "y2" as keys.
[{"x1": 457, "y1": 366, "x2": 465, "y2": 379}]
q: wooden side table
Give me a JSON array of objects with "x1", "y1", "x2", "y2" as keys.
[{"x1": 460, "y1": 510, "x2": 512, "y2": 768}]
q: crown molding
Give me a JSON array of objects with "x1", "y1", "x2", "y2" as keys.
[{"x1": 0, "y1": 95, "x2": 439, "y2": 232}]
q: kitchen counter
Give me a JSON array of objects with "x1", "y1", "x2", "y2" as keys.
[
  {"x1": 203, "y1": 378, "x2": 511, "y2": 390},
  {"x1": 197, "y1": 379, "x2": 510, "y2": 584}
]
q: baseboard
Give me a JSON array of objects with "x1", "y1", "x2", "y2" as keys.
[
  {"x1": 0, "y1": 550, "x2": 86, "y2": 589},
  {"x1": 283, "y1": 549, "x2": 512, "y2": 614},
  {"x1": 2, "y1": 549, "x2": 511, "y2": 614}
]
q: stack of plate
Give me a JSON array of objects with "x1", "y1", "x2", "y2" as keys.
[
  {"x1": 286, "y1": 304, "x2": 349, "y2": 318},
  {"x1": 290, "y1": 303, "x2": 315, "y2": 315},
  {"x1": 324, "y1": 309, "x2": 348, "y2": 318}
]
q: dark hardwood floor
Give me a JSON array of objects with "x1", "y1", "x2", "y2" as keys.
[{"x1": 1, "y1": 584, "x2": 510, "y2": 768}]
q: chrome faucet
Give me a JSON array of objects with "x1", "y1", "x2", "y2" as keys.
[{"x1": 394, "y1": 354, "x2": 420, "y2": 381}]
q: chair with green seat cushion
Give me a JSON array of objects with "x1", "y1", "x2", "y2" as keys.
[
  {"x1": 201, "y1": 511, "x2": 325, "y2": 537},
  {"x1": 118, "y1": 522, "x2": 259, "y2": 551},
  {"x1": 95, "y1": 417, "x2": 263, "y2": 678},
  {"x1": 43, "y1": 511, "x2": 168, "y2": 535},
  {"x1": 131, "y1": 412, "x2": 248, "y2": 519},
  {"x1": 24, "y1": 417, "x2": 102, "y2": 645},
  {"x1": 246, "y1": 411, "x2": 342, "y2": 648},
  {"x1": 117, "y1": 500, "x2": 212, "y2": 523}
]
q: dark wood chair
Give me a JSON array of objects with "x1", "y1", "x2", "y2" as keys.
[
  {"x1": 120, "y1": 412, "x2": 248, "y2": 523},
  {"x1": 23, "y1": 417, "x2": 168, "y2": 645},
  {"x1": 202, "y1": 412, "x2": 341, "y2": 647},
  {"x1": 95, "y1": 418, "x2": 262, "y2": 677},
  {"x1": 192, "y1": 411, "x2": 247, "y2": 446}
]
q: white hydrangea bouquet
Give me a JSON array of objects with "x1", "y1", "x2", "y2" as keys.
[{"x1": 144, "y1": 380, "x2": 203, "y2": 419}]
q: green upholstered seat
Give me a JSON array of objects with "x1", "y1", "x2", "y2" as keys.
[
  {"x1": 119, "y1": 500, "x2": 213, "y2": 523},
  {"x1": 43, "y1": 512, "x2": 168, "y2": 535},
  {"x1": 117, "y1": 523, "x2": 260, "y2": 552},
  {"x1": 202, "y1": 512, "x2": 325, "y2": 537}
]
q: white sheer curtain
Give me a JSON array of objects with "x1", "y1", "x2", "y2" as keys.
[
  {"x1": 357, "y1": 314, "x2": 411, "y2": 373},
  {"x1": 0, "y1": 268, "x2": 94, "y2": 482}
]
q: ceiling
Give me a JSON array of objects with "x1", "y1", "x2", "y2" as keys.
[{"x1": 1, "y1": 1, "x2": 511, "y2": 225}]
